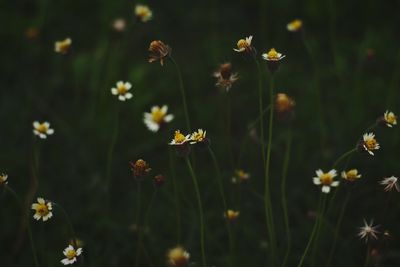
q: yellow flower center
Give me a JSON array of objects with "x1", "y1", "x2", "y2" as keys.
[
  {"x1": 346, "y1": 170, "x2": 358, "y2": 180},
  {"x1": 289, "y1": 20, "x2": 302, "y2": 30},
  {"x1": 386, "y1": 114, "x2": 397, "y2": 124},
  {"x1": 267, "y1": 48, "x2": 279, "y2": 59},
  {"x1": 365, "y1": 139, "x2": 377, "y2": 150},
  {"x1": 37, "y1": 124, "x2": 48, "y2": 133},
  {"x1": 151, "y1": 109, "x2": 165, "y2": 123},
  {"x1": 174, "y1": 131, "x2": 186, "y2": 144},
  {"x1": 320, "y1": 173, "x2": 333, "y2": 185},
  {"x1": 117, "y1": 85, "x2": 127, "y2": 95},
  {"x1": 192, "y1": 132, "x2": 204, "y2": 142},
  {"x1": 36, "y1": 203, "x2": 49, "y2": 216},
  {"x1": 66, "y1": 249, "x2": 77, "y2": 260},
  {"x1": 237, "y1": 39, "x2": 248, "y2": 49}
]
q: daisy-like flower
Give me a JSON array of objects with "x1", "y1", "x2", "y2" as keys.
[
  {"x1": 0, "y1": 173, "x2": 8, "y2": 185},
  {"x1": 111, "y1": 81, "x2": 132, "y2": 101},
  {"x1": 55, "y1": 38, "x2": 72, "y2": 54},
  {"x1": 341, "y1": 169, "x2": 362, "y2": 182},
  {"x1": 232, "y1": 169, "x2": 250, "y2": 184},
  {"x1": 31, "y1": 197, "x2": 53, "y2": 221},
  {"x1": 224, "y1": 209, "x2": 240, "y2": 222},
  {"x1": 33, "y1": 121, "x2": 54, "y2": 139},
  {"x1": 169, "y1": 130, "x2": 190, "y2": 145},
  {"x1": 190, "y1": 129, "x2": 207, "y2": 144},
  {"x1": 361, "y1": 133, "x2": 380, "y2": 156},
  {"x1": 130, "y1": 159, "x2": 151, "y2": 178},
  {"x1": 213, "y1": 62, "x2": 239, "y2": 92},
  {"x1": 148, "y1": 40, "x2": 171, "y2": 66},
  {"x1": 61, "y1": 245, "x2": 83, "y2": 265},
  {"x1": 287, "y1": 19, "x2": 303, "y2": 32},
  {"x1": 262, "y1": 48, "x2": 285, "y2": 73},
  {"x1": 313, "y1": 169, "x2": 339, "y2": 193},
  {"x1": 275, "y1": 93, "x2": 295, "y2": 119},
  {"x1": 143, "y1": 105, "x2": 174, "y2": 132},
  {"x1": 379, "y1": 176, "x2": 400, "y2": 192},
  {"x1": 167, "y1": 246, "x2": 190, "y2": 267},
  {"x1": 358, "y1": 219, "x2": 379, "y2": 242},
  {"x1": 382, "y1": 110, "x2": 397, "y2": 128},
  {"x1": 233, "y1": 36, "x2": 253, "y2": 53},
  {"x1": 134, "y1": 4, "x2": 153, "y2": 22}
]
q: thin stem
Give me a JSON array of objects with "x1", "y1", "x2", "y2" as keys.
[
  {"x1": 281, "y1": 129, "x2": 292, "y2": 267},
  {"x1": 169, "y1": 149, "x2": 181, "y2": 243},
  {"x1": 135, "y1": 181, "x2": 142, "y2": 267},
  {"x1": 105, "y1": 106, "x2": 120, "y2": 200},
  {"x1": 254, "y1": 57, "x2": 266, "y2": 166},
  {"x1": 364, "y1": 246, "x2": 371, "y2": 267},
  {"x1": 310, "y1": 194, "x2": 328, "y2": 266},
  {"x1": 170, "y1": 56, "x2": 191, "y2": 132},
  {"x1": 332, "y1": 148, "x2": 357, "y2": 169},
  {"x1": 5, "y1": 186, "x2": 40, "y2": 267},
  {"x1": 185, "y1": 158, "x2": 207, "y2": 267}
]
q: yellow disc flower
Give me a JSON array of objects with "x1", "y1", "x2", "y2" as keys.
[
  {"x1": 31, "y1": 197, "x2": 53, "y2": 222},
  {"x1": 341, "y1": 169, "x2": 361, "y2": 182},
  {"x1": 361, "y1": 133, "x2": 380, "y2": 156},
  {"x1": 167, "y1": 246, "x2": 190, "y2": 267},
  {"x1": 143, "y1": 105, "x2": 174, "y2": 132},
  {"x1": 55, "y1": 38, "x2": 72, "y2": 54},
  {"x1": 61, "y1": 245, "x2": 83, "y2": 265},
  {"x1": 233, "y1": 36, "x2": 253, "y2": 53},
  {"x1": 313, "y1": 169, "x2": 339, "y2": 193},
  {"x1": 287, "y1": 19, "x2": 303, "y2": 32},
  {"x1": 135, "y1": 4, "x2": 153, "y2": 22},
  {"x1": 33, "y1": 121, "x2": 54, "y2": 139}
]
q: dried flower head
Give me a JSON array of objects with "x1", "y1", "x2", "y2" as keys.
[
  {"x1": 379, "y1": 176, "x2": 399, "y2": 192},
  {"x1": 190, "y1": 129, "x2": 207, "y2": 144},
  {"x1": 33, "y1": 121, "x2": 54, "y2": 139},
  {"x1": 225, "y1": 209, "x2": 240, "y2": 222},
  {"x1": 358, "y1": 219, "x2": 379, "y2": 242},
  {"x1": 55, "y1": 38, "x2": 72, "y2": 54},
  {"x1": 232, "y1": 169, "x2": 250, "y2": 184},
  {"x1": 144, "y1": 105, "x2": 174, "y2": 132},
  {"x1": 135, "y1": 4, "x2": 153, "y2": 22},
  {"x1": 111, "y1": 81, "x2": 133, "y2": 101},
  {"x1": 380, "y1": 110, "x2": 397, "y2": 128},
  {"x1": 275, "y1": 93, "x2": 295, "y2": 116},
  {"x1": 31, "y1": 197, "x2": 53, "y2": 222},
  {"x1": 0, "y1": 173, "x2": 8, "y2": 185},
  {"x1": 287, "y1": 19, "x2": 303, "y2": 32},
  {"x1": 361, "y1": 133, "x2": 380, "y2": 156},
  {"x1": 112, "y1": 18, "x2": 126, "y2": 32},
  {"x1": 341, "y1": 169, "x2": 362, "y2": 182},
  {"x1": 148, "y1": 40, "x2": 171, "y2": 66},
  {"x1": 130, "y1": 159, "x2": 151, "y2": 178},
  {"x1": 213, "y1": 63, "x2": 239, "y2": 92},
  {"x1": 167, "y1": 246, "x2": 190, "y2": 267},
  {"x1": 61, "y1": 245, "x2": 83, "y2": 265},
  {"x1": 313, "y1": 169, "x2": 339, "y2": 193},
  {"x1": 233, "y1": 36, "x2": 254, "y2": 53}
]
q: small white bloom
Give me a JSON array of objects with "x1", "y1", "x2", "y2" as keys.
[
  {"x1": 55, "y1": 38, "x2": 72, "y2": 54},
  {"x1": 61, "y1": 245, "x2": 83, "y2": 265},
  {"x1": 233, "y1": 36, "x2": 253, "y2": 52},
  {"x1": 31, "y1": 197, "x2": 53, "y2": 222},
  {"x1": 33, "y1": 121, "x2": 54, "y2": 139},
  {"x1": 111, "y1": 81, "x2": 133, "y2": 101},
  {"x1": 143, "y1": 105, "x2": 174, "y2": 132},
  {"x1": 313, "y1": 169, "x2": 339, "y2": 194},
  {"x1": 262, "y1": 48, "x2": 286, "y2": 61},
  {"x1": 190, "y1": 129, "x2": 207, "y2": 144},
  {"x1": 0, "y1": 173, "x2": 8, "y2": 185},
  {"x1": 341, "y1": 169, "x2": 362, "y2": 182},
  {"x1": 358, "y1": 219, "x2": 379, "y2": 242},
  {"x1": 135, "y1": 4, "x2": 153, "y2": 22},
  {"x1": 362, "y1": 132, "x2": 380, "y2": 156},
  {"x1": 379, "y1": 176, "x2": 399, "y2": 192},
  {"x1": 383, "y1": 110, "x2": 397, "y2": 128},
  {"x1": 169, "y1": 130, "x2": 190, "y2": 145}
]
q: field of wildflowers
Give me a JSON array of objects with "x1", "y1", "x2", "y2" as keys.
[{"x1": 1, "y1": 0, "x2": 400, "y2": 266}]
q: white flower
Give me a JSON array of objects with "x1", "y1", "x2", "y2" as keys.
[
  {"x1": 33, "y1": 121, "x2": 54, "y2": 139},
  {"x1": 379, "y1": 176, "x2": 399, "y2": 192},
  {"x1": 341, "y1": 169, "x2": 362, "y2": 182},
  {"x1": 55, "y1": 38, "x2": 72, "y2": 54},
  {"x1": 31, "y1": 197, "x2": 53, "y2": 221},
  {"x1": 287, "y1": 19, "x2": 303, "y2": 32},
  {"x1": 135, "y1": 4, "x2": 153, "y2": 22},
  {"x1": 313, "y1": 169, "x2": 339, "y2": 193},
  {"x1": 190, "y1": 129, "x2": 207, "y2": 144},
  {"x1": 111, "y1": 81, "x2": 133, "y2": 101},
  {"x1": 358, "y1": 219, "x2": 379, "y2": 242},
  {"x1": 362, "y1": 132, "x2": 380, "y2": 156},
  {"x1": 169, "y1": 130, "x2": 190, "y2": 145},
  {"x1": 262, "y1": 48, "x2": 286, "y2": 61},
  {"x1": 0, "y1": 173, "x2": 8, "y2": 185},
  {"x1": 383, "y1": 110, "x2": 397, "y2": 127},
  {"x1": 233, "y1": 36, "x2": 253, "y2": 52},
  {"x1": 143, "y1": 105, "x2": 174, "y2": 132},
  {"x1": 61, "y1": 245, "x2": 83, "y2": 265}
]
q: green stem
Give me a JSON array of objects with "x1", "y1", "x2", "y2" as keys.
[
  {"x1": 135, "y1": 181, "x2": 142, "y2": 267},
  {"x1": 105, "y1": 107, "x2": 120, "y2": 197},
  {"x1": 5, "y1": 186, "x2": 40, "y2": 267},
  {"x1": 254, "y1": 57, "x2": 266, "y2": 166},
  {"x1": 281, "y1": 129, "x2": 292, "y2": 267},
  {"x1": 332, "y1": 148, "x2": 357, "y2": 169},
  {"x1": 310, "y1": 195, "x2": 328, "y2": 266},
  {"x1": 169, "y1": 149, "x2": 181, "y2": 243},
  {"x1": 364, "y1": 246, "x2": 370, "y2": 267},
  {"x1": 170, "y1": 56, "x2": 191, "y2": 133},
  {"x1": 185, "y1": 158, "x2": 207, "y2": 267}
]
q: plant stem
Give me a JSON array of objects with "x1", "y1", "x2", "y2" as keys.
[
  {"x1": 105, "y1": 106, "x2": 120, "y2": 204},
  {"x1": 169, "y1": 149, "x2": 181, "y2": 243},
  {"x1": 185, "y1": 158, "x2": 207, "y2": 267},
  {"x1": 364, "y1": 246, "x2": 371, "y2": 267},
  {"x1": 170, "y1": 56, "x2": 191, "y2": 133},
  {"x1": 253, "y1": 56, "x2": 266, "y2": 166},
  {"x1": 310, "y1": 194, "x2": 328, "y2": 266},
  {"x1": 332, "y1": 148, "x2": 357, "y2": 169},
  {"x1": 6, "y1": 186, "x2": 40, "y2": 267},
  {"x1": 135, "y1": 181, "x2": 142, "y2": 267}
]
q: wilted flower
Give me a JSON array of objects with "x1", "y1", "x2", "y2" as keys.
[
  {"x1": 143, "y1": 105, "x2": 174, "y2": 132},
  {"x1": 135, "y1": 4, "x2": 153, "y2": 22},
  {"x1": 358, "y1": 219, "x2": 379, "y2": 242},
  {"x1": 275, "y1": 93, "x2": 295, "y2": 118},
  {"x1": 55, "y1": 38, "x2": 72, "y2": 54},
  {"x1": 379, "y1": 176, "x2": 399, "y2": 192},
  {"x1": 112, "y1": 18, "x2": 126, "y2": 32},
  {"x1": 31, "y1": 197, "x2": 53, "y2": 221},
  {"x1": 169, "y1": 130, "x2": 190, "y2": 145},
  {"x1": 262, "y1": 48, "x2": 285, "y2": 73},
  {"x1": 0, "y1": 173, "x2": 8, "y2": 185},
  {"x1": 167, "y1": 246, "x2": 190, "y2": 267},
  {"x1": 360, "y1": 133, "x2": 380, "y2": 156},
  {"x1": 287, "y1": 19, "x2": 303, "y2": 32},
  {"x1": 148, "y1": 40, "x2": 171, "y2": 66},
  {"x1": 341, "y1": 169, "x2": 362, "y2": 182},
  {"x1": 380, "y1": 110, "x2": 397, "y2": 128},
  {"x1": 232, "y1": 169, "x2": 250, "y2": 184},
  {"x1": 111, "y1": 81, "x2": 132, "y2": 101},
  {"x1": 33, "y1": 121, "x2": 54, "y2": 139},
  {"x1": 233, "y1": 36, "x2": 253, "y2": 53},
  {"x1": 130, "y1": 159, "x2": 151, "y2": 178},
  {"x1": 190, "y1": 129, "x2": 207, "y2": 144},
  {"x1": 61, "y1": 245, "x2": 83, "y2": 265},
  {"x1": 213, "y1": 62, "x2": 239, "y2": 91},
  {"x1": 313, "y1": 169, "x2": 339, "y2": 193},
  {"x1": 225, "y1": 209, "x2": 240, "y2": 222},
  {"x1": 154, "y1": 174, "x2": 166, "y2": 187}
]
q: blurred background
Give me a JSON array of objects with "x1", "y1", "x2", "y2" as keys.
[{"x1": 1, "y1": 0, "x2": 400, "y2": 266}]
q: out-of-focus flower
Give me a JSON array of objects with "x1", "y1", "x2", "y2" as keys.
[
  {"x1": 112, "y1": 18, "x2": 126, "y2": 32},
  {"x1": 33, "y1": 121, "x2": 54, "y2": 139},
  {"x1": 135, "y1": 4, "x2": 153, "y2": 22},
  {"x1": 379, "y1": 176, "x2": 399, "y2": 192},
  {"x1": 130, "y1": 159, "x2": 151, "y2": 178},
  {"x1": 68, "y1": 238, "x2": 84, "y2": 248},
  {"x1": 233, "y1": 36, "x2": 253, "y2": 53},
  {"x1": 313, "y1": 169, "x2": 339, "y2": 193},
  {"x1": 167, "y1": 246, "x2": 190, "y2": 267},
  {"x1": 169, "y1": 130, "x2": 190, "y2": 146},
  {"x1": 262, "y1": 48, "x2": 285, "y2": 73},
  {"x1": 148, "y1": 40, "x2": 171, "y2": 66},
  {"x1": 55, "y1": 38, "x2": 72, "y2": 54},
  {"x1": 190, "y1": 129, "x2": 207, "y2": 144},
  {"x1": 380, "y1": 110, "x2": 397, "y2": 128},
  {"x1": 25, "y1": 27, "x2": 39, "y2": 40},
  {"x1": 360, "y1": 133, "x2": 380, "y2": 156},
  {"x1": 0, "y1": 173, "x2": 8, "y2": 185},
  {"x1": 225, "y1": 209, "x2": 240, "y2": 222},
  {"x1": 358, "y1": 219, "x2": 379, "y2": 242},
  {"x1": 275, "y1": 93, "x2": 295, "y2": 118},
  {"x1": 61, "y1": 245, "x2": 83, "y2": 265},
  {"x1": 111, "y1": 81, "x2": 133, "y2": 101},
  {"x1": 213, "y1": 63, "x2": 239, "y2": 92},
  {"x1": 341, "y1": 169, "x2": 361, "y2": 182},
  {"x1": 143, "y1": 105, "x2": 174, "y2": 132},
  {"x1": 31, "y1": 197, "x2": 53, "y2": 221},
  {"x1": 231, "y1": 169, "x2": 250, "y2": 184},
  {"x1": 287, "y1": 19, "x2": 303, "y2": 32},
  {"x1": 154, "y1": 174, "x2": 166, "y2": 187}
]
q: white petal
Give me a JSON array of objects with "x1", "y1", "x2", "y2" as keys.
[
  {"x1": 111, "y1": 88, "x2": 118, "y2": 95},
  {"x1": 329, "y1": 169, "x2": 337, "y2": 177},
  {"x1": 161, "y1": 105, "x2": 168, "y2": 114},
  {"x1": 164, "y1": 114, "x2": 174, "y2": 122},
  {"x1": 33, "y1": 121, "x2": 40, "y2": 128},
  {"x1": 331, "y1": 181, "x2": 340, "y2": 187},
  {"x1": 47, "y1": 129, "x2": 54, "y2": 135},
  {"x1": 316, "y1": 169, "x2": 323, "y2": 177},
  {"x1": 322, "y1": 186, "x2": 331, "y2": 193},
  {"x1": 125, "y1": 82, "x2": 132, "y2": 89},
  {"x1": 118, "y1": 95, "x2": 126, "y2": 101},
  {"x1": 313, "y1": 177, "x2": 321, "y2": 185},
  {"x1": 116, "y1": 81, "x2": 124, "y2": 88},
  {"x1": 125, "y1": 92, "x2": 133, "y2": 99}
]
